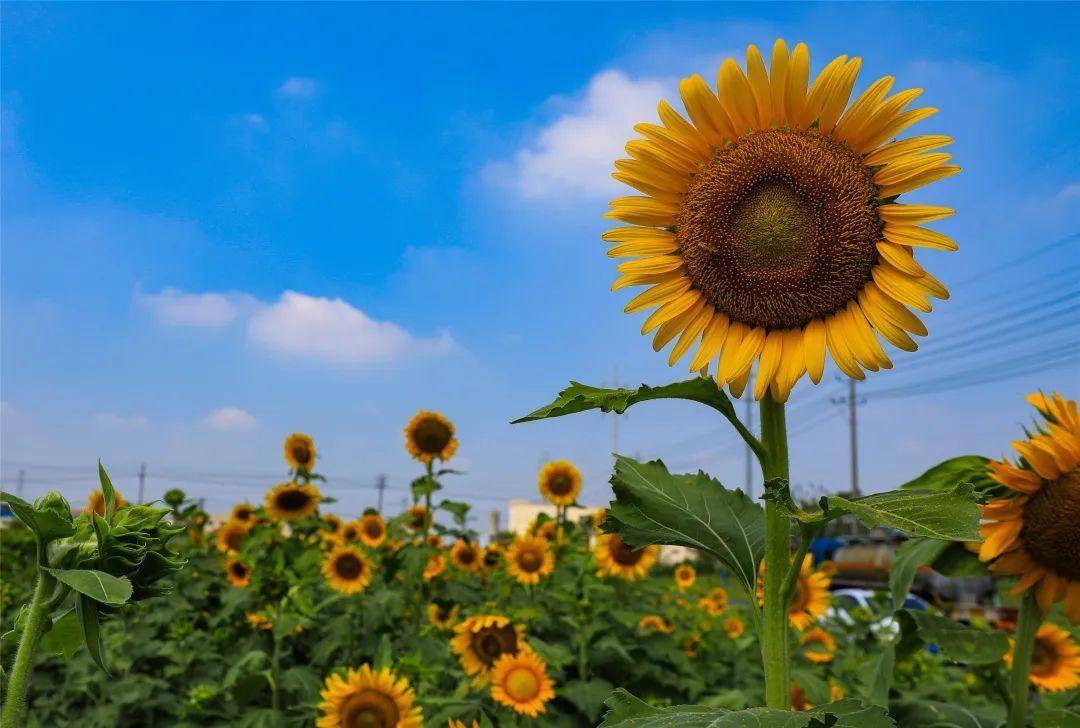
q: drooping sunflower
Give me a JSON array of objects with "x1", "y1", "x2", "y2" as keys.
[
  {"x1": 639, "y1": 615, "x2": 675, "y2": 634},
  {"x1": 800, "y1": 628, "x2": 837, "y2": 663},
  {"x1": 404, "y1": 410, "x2": 458, "y2": 464},
  {"x1": 506, "y1": 535, "x2": 555, "y2": 586},
  {"x1": 404, "y1": 505, "x2": 429, "y2": 533},
  {"x1": 316, "y1": 664, "x2": 423, "y2": 728},
  {"x1": 358, "y1": 513, "x2": 387, "y2": 547},
  {"x1": 265, "y1": 481, "x2": 322, "y2": 521},
  {"x1": 423, "y1": 553, "x2": 446, "y2": 581},
  {"x1": 231, "y1": 503, "x2": 257, "y2": 524},
  {"x1": 322, "y1": 546, "x2": 374, "y2": 595},
  {"x1": 339, "y1": 520, "x2": 362, "y2": 544},
  {"x1": 594, "y1": 533, "x2": 659, "y2": 580},
  {"x1": 537, "y1": 460, "x2": 582, "y2": 506},
  {"x1": 1003, "y1": 623, "x2": 1080, "y2": 692},
  {"x1": 428, "y1": 602, "x2": 460, "y2": 630},
  {"x1": 605, "y1": 40, "x2": 959, "y2": 401},
  {"x1": 85, "y1": 488, "x2": 125, "y2": 517},
  {"x1": 978, "y1": 392, "x2": 1080, "y2": 622},
  {"x1": 674, "y1": 564, "x2": 697, "y2": 592},
  {"x1": 451, "y1": 615, "x2": 527, "y2": 682},
  {"x1": 225, "y1": 557, "x2": 251, "y2": 587},
  {"x1": 216, "y1": 519, "x2": 251, "y2": 553},
  {"x1": 489, "y1": 648, "x2": 555, "y2": 717},
  {"x1": 451, "y1": 540, "x2": 483, "y2": 573},
  {"x1": 757, "y1": 555, "x2": 831, "y2": 629},
  {"x1": 283, "y1": 432, "x2": 317, "y2": 471},
  {"x1": 724, "y1": 617, "x2": 745, "y2": 639}
]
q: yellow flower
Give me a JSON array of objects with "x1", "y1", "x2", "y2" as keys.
[
  {"x1": 338, "y1": 520, "x2": 362, "y2": 544},
  {"x1": 699, "y1": 587, "x2": 729, "y2": 615},
  {"x1": 639, "y1": 615, "x2": 675, "y2": 634},
  {"x1": 674, "y1": 564, "x2": 697, "y2": 591},
  {"x1": 316, "y1": 664, "x2": 423, "y2": 728},
  {"x1": 683, "y1": 634, "x2": 701, "y2": 657},
  {"x1": 225, "y1": 558, "x2": 250, "y2": 587},
  {"x1": 800, "y1": 628, "x2": 837, "y2": 663},
  {"x1": 264, "y1": 481, "x2": 322, "y2": 521},
  {"x1": 791, "y1": 681, "x2": 813, "y2": 711},
  {"x1": 593, "y1": 508, "x2": 607, "y2": 528},
  {"x1": 483, "y1": 543, "x2": 505, "y2": 570},
  {"x1": 358, "y1": 514, "x2": 387, "y2": 547},
  {"x1": 423, "y1": 553, "x2": 446, "y2": 581},
  {"x1": 322, "y1": 513, "x2": 344, "y2": 538},
  {"x1": 451, "y1": 615, "x2": 526, "y2": 682},
  {"x1": 758, "y1": 555, "x2": 831, "y2": 629},
  {"x1": 605, "y1": 40, "x2": 958, "y2": 401},
  {"x1": 404, "y1": 505, "x2": 429, "y2": 533},
  {"x1": 404, "y1": 410, "x2": 458, "y2": 463},
  {"x1": 85, "y1": 488, "x2": 125, "y2": 517},
  {"x1": 428, "y1": 603, "x2": 460, "y2": 630},
  {"x1": 978, "y1": 392, "x2": 1080, "y2": 623},
  {"x1": 506, "y1": 535, "x2": 555, "y2": 586},
  {"x1": 489, "y1": 648, "x2": 555, "y2": 717},
  {"x1": 448, "y1": 721, "x2": 480, "y2": 728},
  {"x1": 283, "y1": 432, "x2": 316, "y2": 470},
  {"x1": 531, "y1": 518, "x2": 561, "y2": 544},
  {"x1": 594, "y1": 533, "x2": 659, "y2": 580},
  {"x1": 537, "y1": 460, "x2": 582, "y2": 506},
  {"x1": 231, "y1": 503, "x2": 257, "y2": 523},
  {"x1": 245, "y1": 613, "x2": 271, "y2": 631},
  {"x1": 216, "y1": 519, "x2": 251, "y2": 553},
  {"x1": 322, "y1": 546, "x2": 374, "y2": 595},
  {"x1": 450, "y1": 540, "x2": 483, "y2": 572},
  {"x1": 1004, "y1": 623, "x2": 1080, "y2": 692},
  {"x1": 724, "y1": 617, "x2": 745, "y2": 639},
  {"x1": 829, "y1": 680, "x2": 845, "y2": 701}
]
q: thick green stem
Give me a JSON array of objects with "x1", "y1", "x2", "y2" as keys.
[
  {"x1": 422, "y1": 462, "x2": 434, "y2": 543},
  {"x1": 759, "y1": 394, "x2": 791, "y2": 710},
  {"x1": 1006, "y1": 592, "x2": 1040, "y2": 728},
  {"x1": 2, "y1": 570, "x2": 55, "y2": 728}
]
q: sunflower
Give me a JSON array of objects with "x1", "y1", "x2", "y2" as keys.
[
  {"x1": 724, "y1": 617, "x2": 745, "y2": 639},
  {"x1": 225, "y1": 558, "x2": 251, "y2": 587},
  {"x1": 423, "y1": 553, "x2": 446, "y2": 581},
  {"x1": 448, "y1": 721, "x2": 480, "y2": 728},
  {"x1": 339, "y1": 520, "x2": 362, "y2": 544},
  {"x1": 489, "y1": 648, "x2": 555, "y2": 717},
  {"x1": 404, "y1": 410, "x2": 458, "y2": 464},
  {"x1": 323, "y1": 513, "x2": 344, "y2": 538},
  {"x1": 683, "y1": 634, "x2": 701, "y2": 657},
  {"x1": 404, "y1": 505, "x2": 429, "y2": 533},
  {"x1": 283, "y1": 432, "x2": 316, "y2": 470},
  {"x1": 639, "y1": 615, "x2": 675, "y2": 634},
  {"x1": 757, "y1": 555, "x2": 831, "y2": 629},
  {"x1": 451, "y1": 615, "x2": 527, "y2": 681},
  {"x1": 428, "y1": 602, "x2": 460, "y2": 630},
  {"x1": 674, "y1": 564, "x2": 697, "y2": 591},
  {"x1": 699, "y1": 587, "x2": 730, "y2": 615},
  {"x1": 593, "y1": 508, "x2": 607, "y2": 528},
  {"x1": 451, "y1": 540, "x2": 483, "y2": 572},
  {"x1": 265, "y1": 481, "x2": 322, "y2": 521},
  {"x1": 594, "y1": 533, "x2": 659, "y2": 580},
  {"x1": 85, "y1": 488, "x2": 125, "y2": 517},
  {"x1": 506, "y1": 535, "x2": 555, "y2": 586},
  {"x1": 316, "y1": 664, "x2": 423, "y2": 728},
  {"x1": 1003, "y1": 623, "x2": 1080, "y2": 692},
  {"x1": 537, "y1": 460, "x2": 582, "y2": 506},
  {"x1": 605, "y1": 40, "x2": 958, "y2": 401},
  {"x1": 791, "y1": 682, "x2": 813, "y2": 711},
  {"x1": 216, "y1": 519, "x2": 251, "y2": 553},
  {"x1": 322, "y1": 546, "x2": 374, "y2": 595},
  {"x1": 800, "y1": 628, "x2": 837, "y2": 663},
  {"x1": 829, "y1": 680, "x2": 845, "y2": 701},
  {"x1": 531, "y1": 519, "x2": 560, "y2": 544},
  {"x1": 358, "y1": 513, "x2": 387, "y2": 547},
  {"x1": 978, "y1": 392, "x2": 1080, "y2": 622},
  {"x1": 483, "y1": 543, "x2": 504, "y2": 570},
  {"x1": 231, "y1": 503, "x2": 257, "y2": 524},
  {"x1": 246, "y1": 613, "x2": 272, "y2": 631}
]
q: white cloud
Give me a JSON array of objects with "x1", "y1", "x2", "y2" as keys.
[
  {"x1": 92, "y1": 412, "x2": 148, "y2": 429},
  {"x1": 135, "y1": 286, "x2": 250, "y2": 327},
  {"x1": 248, "y1": 291, "x2": 454, "y2": 365},
  {"x1": 486, "y1": 70, "x2": 671, "y2": 200},
  {"x1": 202, "y1": 407, "x2": 258, "y2": 431},
  {"x1": 277, "y1": 76, "x2": 321, "y2": 100}
]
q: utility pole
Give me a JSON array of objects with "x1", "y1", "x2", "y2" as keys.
[
  {"x1": 375, "y1": 474, "x2": 387, "y2": 513},
  {"x1": 488, "y1": 509, "x2": 500, "y2": 541},
  {"x1": 605, "y1": 365, "x2": 629, "y2": 456},
  {"x1": 16, "y1": 469, "x2": 25, "y2": 501},
  {"x1": 848, "y1": 379, "x2": 860, "y2": 497},
  {"x1": 743, "y1": 370, "x2": 754, "y2": 499},
  {"x1": 137, "y1": 462, "x2": 147, "y2": 504}
]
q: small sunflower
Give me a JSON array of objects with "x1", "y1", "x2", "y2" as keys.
[
  {"x1": 225, "y1": 558, "x2": 251, "y2": 587},
  {"x1": 757, "y1": 555, "x2": 831, "y2": 629},
  {"x1": 593, "y1": 508, "x2": 607, "y2": 528},
  {"x1": 322, "y1": 546, "x2": 374, "y2": 595},
  {"x1": 246, "y1": 613, "x2": 272, "y2": 631},
  {"x1": 683, "y1": 634, "x2": 702, "y2": 658},
  {"x1": 606, "y1": 40, "x2": 959, "y2": 401},
  {"x1": 1004, "y1": 623, "x2": 1080, "y2": 692},
  {"x1": 791, "y1": 682, "x2": 813, "y2": 711},
  {"x1": 85, "y1": 488, "x2": 125, "y2": 517},
  {"x1": 531, "y1": 519, "x2": 561, "y2": 544},
  {"x1": 829, "y1": 680, "x2": 845, "y2": 701},
  {"x1": 428, "y1": 602, "x2": 460, "y2": 630},
  {"x1": 537, "y1": 460, "x2": 582, "y2": 506},
  {"x1": 265, "y1": 481, "x2": 322, "y2": 521},
  {"x1": 216, "y1": 519, "x2": 251, "y2": 553},
  {"x1": 316, "y1": 664, "x2": 423, "y2": 728},
  {"x1": 489, "y1": 648, "x2": 555, "y2": 717},
  {"x1": 323, "y1": 513, "x2": 344, "y2": 538},
  {"x1": 359, "y1": 513, "x2": 387, "y2": 547},
  {"x1": 448, "y1": 721, "x2": 480, "y2": 728},
  {"x1": 724, "y1": 617, "x2": 745, "y2": 639},
  {"x1": 594, "y1": 533, "x2": 659, "y2": 580},
  {"x1": 423, "y1": 553, "x2": 446, "y2": 581},
  {"x1": 699, "y1": 587, "x2": 730, "y2": 615},
  {"x1": 506, "y1": 535, "x2": 555, "y2": 586},
  {"x1": 800, "y1": 628, "x2": 837, "y2": 663},
  {"x1": 404, "y1": 410, "x2": 458, "y2": 464},
  {"x1": 639, "y1": 615, "x2": 675, "y2": 634},
  {"x1": 451, "y1": 540, "x2": 483, "y2": 572},
  {"x1": 674, "y1": 564, "x2": 697, "y2": 591},
  {"x1": 978, "y1": 392, "x2": 1080, "y2": 622},
  {"x1": 283, "y1": 432, "x2": 316, "y2": 470},
  {"x1": 339, "y1": 520, "x2": 362, "y2": 544},
  {"x1": 231, "y1": 503, "x2": 257, "y2": 523},
  {"x1": 451, "y1": 615, "x2": 527, "y2": 681},
  {"x1": 483, "y1": 543, "x2": 504, "y2": 570},
  {"x1": 404, "y1": 505, "x2": 429, "y2": 533}
]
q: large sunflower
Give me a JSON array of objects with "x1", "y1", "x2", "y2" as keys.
[
  {"x1": 1003, "y1": 623, "x2": 1080, "y2": 692},
  {"x1": 674, "y1": 564, "x2": 697, "y2": 592},
  {"x1": 537, "y1": 460, "x2": 582, "y2": 506},
  {"x1": 800, "y1": 628, "x2": 837, "y2": 663},
  {"x1": 978, "y1": 392, "x2": 1080, "y2": 622},
  {"x1": 225, "y1": 558, "x2": 251, "y2": 587},
  {"x1": 265, "y1": 481, "x2": 322, "y2": 521},
  {"x1": 489, "y1": 648, "x2": 555, "y2": 717},
  {"x1": 594, "y1": 533, "x2": 660, "y2": 580},
  {"x1": 284, "y1": 432, "x2": 317, "y2": 471},
  {"x1": 359, "y1": 513, "x2": 387, "y2": 547},
  {"x1": 451, "y1": 614, "x2": 527, "y2": 682},
  {"x1": 322, "y1": 546, "x2": 374, "y2": 595},
  {"x1": 506, "y1": 535, "x2": 555, "y2": 586},
  {"x1": 316, "y1": 664, "x2": 423, "y2": 728},
  {"x1": 757, "y1": 555, "x2": 831, "y2": 630},
  {"x1": 451, "y1": 540, "x2": 483, "y2": 572},
  {"x1": 605, "y1": 40, "x2": 958, "y2": 401},
  {"x1": 216, "y1": 519, "x2": 251, "y2": 553},
  {"x1": 85, "y1": 488, "x2": 125, "y2": 517},
  {"x1": 404, "y1": 410, "x2": 458, "y2": 464}
]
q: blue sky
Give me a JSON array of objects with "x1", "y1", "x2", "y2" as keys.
[{"x1": 2, "y1": 2, "x2": 1078, "y2": 523}]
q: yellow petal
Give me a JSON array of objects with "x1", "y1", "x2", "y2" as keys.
[
  {"x1": 803, "y1": 319, "x2": 827, "y2": 383},
  {"x1": 785, "y1": 43, "x2": 810, "y2": 128},
  {"x1": 872, "y1": 264, "x2": 933, "y2": 313},
  {"x1": 725, "y1": 326, "x2": 766, "y2": 382},
  {"x1": 833, "y1": 75, "x2": 894, "y2": 143},
  {"x1": 611, "y1": 269, "x2": 683, "y2": 292},
  {"x1": 875, "y1": 241, "x2": 925, "y2": 276},
  {"x1": 616, "y1": 255, "x2": 685, "y2": 275},
  {"x1": 727, "y1": 367, "x2": 751, "y2": 399},
  {"x1": 641, "y1": 289, "x2": 701, "y2": 334},
  {"x1": 613, "y1": 158, "x2": 688, "y2": 192},
  {"x1": 607, "y1": 238, "x2": 680, "y2": 259},
  {"x1": 679, "y1": 75, "x2": 733, "y2": 147},
  {"x1": 825, "y1": 314, "x2": 865, "y2": 380},
  {"x1": 860, "y1": 107, "x2": 939, "y2": 157},
  {"x1": 768, "y1": 39, "x2": 790, "y2": 125},
  {"x1": 847, "y1": 88, "x2": 923, "y2": 153},
  {"x1": 689, "y1": 313, "x2": 730, "y2": 372},
  {"x1": 861, "y1": 281, "x2": 928, "y2": 336},
  {"x1": 604, "y1": 196, "x2": 678, "y2": 227},
  {"x1": 625, "y1": 138, "x2": 697, "y2": 175},
  {"x1": 745, "y1": 44, "x2": 772, "y2": 129},
  {"x1": 623, "y1": 276, "x2": 691, "y2": 311},
  {"x1": 878, "y1": 163, "x2": 961, "y2": 199},
  {"x1": 877, "y1": 204, "x2": 955, "y2": 225},
  {"x1": 847, "y1": 301, "x2": 892, "y2": 370},
  {"x1": 754, "y1": 330, "x2": 785, "y2": 400},
  {"x1": 718, "y1": 57, "x2": 759, "y2": 136},
  {"x1": 657, "y1": 100, "x2": 713, "y2": 157},
  {"x1": 857, "y1": 289, "x2": 918, "y2": 352},
  {"x1": 836, "y1": 305, "x2": 880, "y2": 372},
  {"x1": 882, "y1": 223, "x2": 958, "y2": 251},
  {"x1": 800, "y1": 54, "x2": 847, "y2": 128},
  {"x1": 668, "y1": 306, "x2": 714, "y2": 366},
  {"x1": 603, "y1": 226, "x2": 677, "y2": 245},
  {"x1": 864, "y1": 135, "x2": 953, "y2": 167},
  {"x1": 653, "y1": 299, "x2": 707, "y2": 352},
  {"x1": 873, "y1": 153, "x2": 954, "y2": 187},
  {"x1": 819, "y1": 57, "x2": 861, "y2": 135},
  {"x1": 716, "y1": 322, "x2": 748, "y2": 381},
  {"x1": 612, "y1": 172, "x2": 683, "y2": 203},
  {"x1": 633, "y1": 123, "x2": 705, "y2": 167},
  {"x1": 774, "y1": 329, "x2": 806, "y2": 401}
]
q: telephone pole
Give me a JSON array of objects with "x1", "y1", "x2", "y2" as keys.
[
  {"x1": 848, "y1": 379, "x2": 860, "y2": 497},
  {"x1": 16, "y1": 469, "x2": 25, "y2": 501},
  {"x1": 375, "y1": 474, "x2": 387, "y2": 513},
  {"x1": 137, "y1": 462, "x2": 147, "y2": 504}
]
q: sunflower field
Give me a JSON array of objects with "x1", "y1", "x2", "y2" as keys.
[{"x1": 3, "y1": 37, "x2": 1080, "y2": 728}]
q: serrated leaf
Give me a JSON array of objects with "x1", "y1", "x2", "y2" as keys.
[
  {"x1": 0, "y1": 490, "x2": 75, "y2": 544},
  {"x1": 889, "y1": 537, "x2": 951, "y2": 611},
  {"x1": 898, "y1": 455, "x2": 997, "y2": 494},
  {"x1": 410, "y1": 475, "x2": 442, "y2": 499},
  {"x1": 858, "y1": 646, "x2": 895, "y2": 708},
  {"x1": 603, "y1": 456, "x2": 764, "y2": 596},
  {"x1": 45, "y1": 567, "x2": 133, "y2": 605},
  {"x1": 889, "y1": 699, "x2": 1003, "y2": 728},
  {"x1": 38, "y1": 608, "x2": 83, "y2": 659},
  {"x1": 562, "y1": 678, "x2": 615, "y2": 722},
  {"x1": 905, "y1": 610, "x2": 1009, "y2": 665}
]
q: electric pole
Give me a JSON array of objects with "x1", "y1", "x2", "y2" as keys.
[
  {"x1": 375, "y1": 474, "x2": 387, "y2": 513},
  {"x1": 488, "y1": 509, "x2": 500, "y2": 541},
  {"x1": 137, "y1": 462, "x2": 147, "y2": 504},
  {"x1": 848, "y1": 379, "x2": 860, "y2": 497},
  {"x1": 16, "y1": 469, "x2": 25, "y2": 501}
]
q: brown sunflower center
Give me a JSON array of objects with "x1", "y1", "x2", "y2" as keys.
[
  {"x1": 235, "y1": 506, "x2": 253, "y2": 521},
  {"x1": 230, "y1": 562, "x2": 248, "y2": 578},
  {"x1": 276, "y1": 488, "x2": 312, "y2": 513},
  {"x1": 334, "y1": 553, "x2": 365, "y2": 580},
  {"x1": 343, "y1": 526, "x2": 359, "y2": 540},
  {"x1": 364, "y1": 521, "x2": 384, "y2": 538},
  {"x1": 412, "y1": 418, "x2": 452, "y2": 454},
  {"x1": 340, "y1": 689, "x2": 400, "y2": 728},
  {"x1": 609, "y1": 536, "x2": 645, "y2": 566},
  {"x1": 457, "y1": 546, "x2": 476, "y2": 564},
  {"x1": 484, "y1": 549, "x2": 501, "y2": 567},
  {"x1": 546, "y1": 473, "x2": 574, "y2": 496},
  {"x1": 291, "y1": 444, "x2": 312, "y2": 466},
  {"x1": 470, "y1": 625, "x2": 519, "y2": 666},
  {"x1": 1030, "y1": 637, "x2": 1060, "y2": 677},
  {"x1": 226, "y1": 529, "x2": 245, "y2": 550},
  {"x1": 517, "y1": 549, "x2": 542, "y2": 572},
  {"x1": 677, "y1": 127, "x2": 880, "y2": 330},
  {"x1": 1020, "y1": 467, "x2": 1080, "y2": 580}
]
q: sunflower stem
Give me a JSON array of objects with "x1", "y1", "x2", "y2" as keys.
[
  {"x1": 758, "y1": 393, "x2": 791, "y2": 710},
  {"x1": 1006, "y1": 591, "x2": 1040, "y2": 728},
  {"x1": 1, "y1": 567, "x2": 55, "y2": 728}
]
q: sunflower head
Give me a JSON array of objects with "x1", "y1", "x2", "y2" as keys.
[
  {"x1": 264, "y1": 481, "x2": 322, "y2": 522},
  {"x1": 216, "y1": 519, "x2": 251, "y2": 553},
  {"x1": 489, "y1": 648, "x2": 555, "y2": 717},
  {"x1": 674, "y1": 564, "x2": 697, "y2": 591},
  {"x1": 423, "y1": 553, "x2": 446, "y2": 581},
  {"x1": 724, "y1": 617, "x2": 745, "y2": 639},
  {"x1": 404, "y1": 410, "x2": 458, "y2": 464},
  {"x1": 404, "y1": 505, "x2": 430, "y2": 533},
  {"x1": 978, "y1": 392, "x2": 1080, "y2": 623},
  {"x1": 594, "y1": 533, "x2": 659, "y2": 580},
  {"x1": 1004, "y1": 623, "x2": 1080, "y2": 692},
  {"x1": 757, "y1": 555, "x2": 831, "y2": 629},
  {"x1": 322, "y1": 546, "x2": 374, "y2": 595},
  {"x1": 451, "y1": 540, "x2": 483, "y2": 572},
  {"x1": 606, "y1": 40, "x2": 959, "y2": 401},
  {"x1": 283, "y1": 432, "x2": 316, "y2": 471},
  {"x1": 506, "y1": 535, "x2": 555, "y2": 586},
  {"x1": 246, "y1": 612, "x2": 272, "y2": 631},
  {"x1": 339, "y1": 520, "x2": 362, "y2": 544},
  {"x1": 483, "y1": 543, "x2": 504, "y2": 569},
  {"x1": 800, "y1": 628, "x2": 837, "y2": 663},
  {"x1": 537, "y1": 460, "x2": 582, "y2": 506},
  {"x1": 323, "y1": 513, "x2": 344, "y2": 537},
  {"x1": 451, "y1": 615, "x2": 527, "y2": 681},
  {"x1": 428, "y1": 602, "x2": 460, "y2": 630},
  {"x1": 358, "y1": 513, "x2": 387, "y2": 547},
  {"x1": 317, "y1": 664, "x2": 423, "y2": 728},
  {"x1": 86, "y1": 488, "x2": 125, "y2": 517},
  {"x1": 230, "y1": 503, "x2": 257, "y2": 523},
  {"x1": 639, "y1": 615, "x2": 675, "y2": 634},
  {"x1": 791, "y1": 682, "x2": 813, "y2": 711},
  {"x1": 529, "y1": 518, "x2": 561, "y2": 544},
  {"x1": 225, "y1": 557, "x2": 250, "y2": 587}
]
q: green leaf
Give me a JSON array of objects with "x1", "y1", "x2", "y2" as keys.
[
  {"x1": 98, "y1": 460, "x2": 118, "y2": 520},
  {"x1": 603, "y1": 456, "x2": 764, "y2": 596},
  {"x1": 410, "y1": 475, "x2": 442, "y2": 499},
  {"x1": 374, "y1": 633, "x2": 393, "y2": 671},
  {"x1": 438, "y1": 499, "x2": 470, "y2": 527},
  {"x1": 38, "y1": 609, "x2": 83, "y2": 659},
  {"x1": 44, "y1": 568, "x2": 133, "y2": 605},
  {"x1": 76, "y1": 594, "x2": 108, "y2": 674},
  {"x1": 1033, "y1": 705, "x2": 1080, "y2": 728},
  {"x1": 0, "y1": 490, "x2": 75, "y2": 544},
  {"x1": 905, "y1": 610, "x2": 1009, "y2": 665},
  {"x1": 889, "y1": 537, "x2": 950, "y2": 611},
  {"x1": 561, "y1": 678, "x2": 615, "y2": 722},
  {"x1": 898, "y1": 455, "x2": 997, "y2": 494},
  {"x1": 889, "y1": 699, "x2": 1003, "y2": 728},
  {"x1": 858, "y1": 645, "x2": 895, "y2": 708}
]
